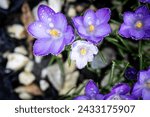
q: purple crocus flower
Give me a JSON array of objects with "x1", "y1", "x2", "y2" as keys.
[
  {"x1": 104, "y1": 83, "x2": 135, "y2": 100},
  {"x1": 74, "y1": 80, "x2": 104, "y2": 100},
  {"x1": 73, "y1": 8, "x2": 111, "y2": 44},
  {"x1": 132, "y1": 68, "x2": 150, "y2": 100},
  {"x1": 139, "y1": 0, "x2": 150, "y2": 3},
  {"x1": 119, "y1": 6, "x2": 150, "y2": 40},
  {"x1": 28, "y1": 5, "x2": 74, "y2": 56}
]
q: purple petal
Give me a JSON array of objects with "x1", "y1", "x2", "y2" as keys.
[
  {"x1": 53, "y1": 13, "x2": 67, "y2": 31},
  {"x1": 64, "y1": 25, "x2": 75, "y2": 45},
  {"x1": 94, "y1": 23, "x2": 111, "y2": 37},
  {"x1": 77, "y1": 26, "x2": 90, "y2": 38},
  {"x1": 87, "y1": 36, "x2": 103, "y2": 44},
  {"x1": 95, "y1": 94, "x2": 104, "y2": 100},
  {"x1": 120, "y1": 95, "x2": 136, "y2": 100},
  {"x1": 142, "y1": 89, "x2": 150, "y2": 100},
  {"x1": 123, "y1": 12, "x2": 135, "y2": 25},
  {"x1": 96, "y1": 8, "x2": 111, "y2": 25},
  {"x1": 132, "y1": 82, "x2": 143, "y2": 99},
  {"x1": 74, "y1": 95, "x2": 90, "y2": 100},
  {"x1": 129, "y1": 28, "x2": 145, "y2": 39},
  {"x1": 135, "y1": 6, "x2": 150, "y2": 16},
  {"x1": 119, "y1": 23, "x2": 131, "y2": 38},
  {"x1": 33, "y1": 38, "x2": 53, "y2": 56},
  {"x1": 73, "y1": 16, "x2": 83, "y2": 27},
  {"x1": 83, "y1": 9, "x2": 96, "y2": 26},
  {"x1": 111, "y1": 83, "x2": 131, "y2": 95},
  {"x1": 143, "y1": 16, "x2": 150, "y2": 28},
  {"x1": 138, "y1": 70, "x2": 150, "y2": 84},
  {"x1": 85, "y1": 80, "x2": 99, "y2": 98},
  {"x1": 38, "y1": 5, "x2": 55, "y2": 24},
  {"x1": 28, "y1": 21, "x2": 50, "y2": 39}
]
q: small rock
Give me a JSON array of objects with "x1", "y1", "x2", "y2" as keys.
[
  {"x1": 19, "y1": 92, "x2": 32, "y2": 100},
  {"x1": 7, "y1": 24, "x2": 26, "y2": 40},
  {"x1": 19, "y1": 71, "x2": 35, "y2": 86},
  {"x1": 6, "y1": 53, "x2": 29, "y2": 71},
  {"x1": 64, "y1": 61, "x2": 76, "y2": 74},
  {"x1": 40, "y1": 80, "x2": 50, "y2": 91},
  {"x1": 24, "y1": 61, "x2": 34, "y2": 72},
  {"x1": 48, "y1": 0, "x2": 63, "y2": 12},
  {"x1": 35, "y1": 56, "x2": 43, "y2": 63},
  {"x1": 0, "y1": 0, "x2": 10, "y2": 9},
  {"x1": 14, "y1": 46, "x2": 28, "y2": 55},
  {"x1": 67, "y1": 6, "x2": 76, "y2": 17}
]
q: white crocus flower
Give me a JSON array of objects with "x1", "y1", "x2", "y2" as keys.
[{"x1": 70, "y1": 40, "x2": 98, "y2": 69}]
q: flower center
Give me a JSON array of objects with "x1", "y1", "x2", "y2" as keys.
[
  {"x1": 89, "y1": 25, "x2": 95, "y2": 32},
  {"x1": 49, "y1": 29, "x2": 60, "y2": 37},
  {"x1": 135, "y1": 21, "x2": 143, "y2": 29},
  {"x1": 80, "y1": 48, "x2": 87, "y2": 55}
]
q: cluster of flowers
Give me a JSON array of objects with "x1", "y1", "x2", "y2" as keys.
[{"x1": 74, "y1": 67, "x2": 150, "y2": 100}]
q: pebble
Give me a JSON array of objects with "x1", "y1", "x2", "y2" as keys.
[
  {"x1": 14, "y1": 46, "x2": 28, "y2": 55},
  {"x1": 48, "y1": 0, "x2": 63, "y2": 12},
  {"x1": 19, "y1": 92, "x2": 32, "y2": 100},
  {"x1": 0, "y1": 0, "x2": 10, "y2": 9},
  {"x1": 40, "y1": 80, "x2": 50, "y2": 91},
  {"x1": 67, "y1": 6, "x2": 76, "y2": 17}
]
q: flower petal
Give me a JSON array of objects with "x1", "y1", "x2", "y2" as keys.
[
  {"x1": 74, "y1": 95, "x2": 90, "y2": 100},
  {"x1": 96, "y1": 8, "x2": 111, "y2": 25},
  {"x1": 111, "y1": 83, "x2": 131, "y2": 95},
  {"x1": 64, "y1": 25, "x2": 75, "y2": 45},
  {"x1": 94, "y1": 23, "x2": 111, "y2": 37},
  {"x1": 33, "y1": 38, "x2": 52, "y2": 56},
  {"x1": 28, "y1": 21, "x2": 50, "y2": 39},
  {"x1": 142, "y1": 89, "x2": 150, "y2": 100},
  {"x1": 120, "y1": 95, "x2": 136, "y2": 100},
  {"x1": 95, "y1": 94, "x2": 104, "y2": 100},
  {"x1": 119, "y1": 23, "x2": 131, "y2": 38},
  {"x1": 123, "y1": 12, "x2": 135, "y2": 25},
  {"x1": 129, "y1": 28, "x2": 145, "y2": 39},
  {"x1": 85, "y1": 80, "x2": 99, "y2": 98},
  {"x1": 135, "y1": 6, "x2": 150, "y2": 16},
  {"x1": 77, "y1": 26, "x2": 90, "y2": 38},
  {"x1": 75, "y1": 57, "x2": 88, "y2": 69},
  {"x1": 73, "y1": 16, "x2": 83, "y2": 27},
  {"x1": 83, "y1": 9, "x2": 96, "y2": 26},
  {"x1": 53, "y1": 13, "x2": 67, "y2": 31},
  {"x1": 138, "y1": 70, "x2": 150, "y2": 84},
  {"x1": 132, "y1": 82, "x2": 143, "y2": 98},
  {"x1": 38, "y1": 5, "x2": 55, "y2": 24}
]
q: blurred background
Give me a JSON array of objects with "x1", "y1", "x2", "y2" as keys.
[{"x1": 0, "y1": 0, "x2": 149, "y2": 100}]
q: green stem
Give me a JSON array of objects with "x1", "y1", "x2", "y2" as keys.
[{"x1": 138, "y1": 41, "x2": 143, "y2": 70}]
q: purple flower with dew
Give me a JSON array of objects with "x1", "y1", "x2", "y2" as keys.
[
  {"x1": 104, "y1": 83, "x2": 135, "y2": 100},
  {"x1": 132, "y1": 68, "x2": 150, "y2": 100},
  {"x1": 28, "y1": 5, "x2": 74, "y2": 56},
  {"x1": 119, "y1": 6, "x2": 150, "y2": 40},
  {"x1": 125, "y1": 67, "x2": 138, "y2": 80},
  {"x1": 73, "y1": 8, "x2": 111, "y2": 44},
  {"x1": 139, "y1": 0, "x2": 150, "y2": 3},
  {"x1": 70, "y1": 40, "x2": 98, "y2": 69},
  {"x1": 74, "y1": 80, "x2": 104, "y2": 100}
]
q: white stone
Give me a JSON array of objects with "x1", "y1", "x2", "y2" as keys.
[
  {"x1": 19, "y1": 92, "x2": 32, "y2": 100},
  {"x1": 41, "y1": 64, "x2": 63, "y2": 91},
  {"x1": 35, "y1": 56, "x2": 43, "y2": 63},
  {"x1": 48, "y1": 0, "x2": 63, "y2": 12},
  {"x1": 7, "y1": 24, "x2": 26, "y2": 40},
  {"x1": 32, "y1": 1, "x2": 48, "y2": 20},
  {"x1": 0, "y1": 0, "x2": 10, "y2": 9},
  {"x1": 14, "y1": 46, "x2": 28, "y2": 55},
  {"x1": 40, "y1": 80, "x2": 49, "y2": 91},
  {"x1": 67, "y1": 6, "x2": 76, "y2": 17},
  {"x1": 19, "y1": 71, "x2": 35, "y2": 86},
  {"x1": 24, "y1": 61, "x2": 34, "y2": 72},
  {"x1": 6, "y1": 53, "x2": 29, "y2": 71}
]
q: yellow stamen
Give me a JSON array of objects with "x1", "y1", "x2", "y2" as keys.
[
  {"x1": 135, "y1": 21, "x2": 143, "y2": 28},
  {"x1": 49, "y1": 29, "x2": 59, "y2": 37},
  {"x1": 80, "y1": 48, "x2": 87, "y2": 55},
  {"x1": 89, "y1": 25, "x2": 95, "y2": 32}
]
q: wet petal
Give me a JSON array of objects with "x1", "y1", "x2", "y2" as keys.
[
  {"x1": 94, "y1": 23, "x2": 111, "y2": 37},
  {"x1": 96, "y1": 8, "x2": 111, "y2": 25},
  {"x1": 135, "y1": 6, "x2": 150, "y2": 16},
  {"x1": 119, "y1": 23, "x2": 131, "y2": 38},
  {"x1": 120, "y1": 95, "x2": 136, "y2": 100},
  {"x1": 33, "y1": 38, "x2": 53, "y2": 56},
  {"x1": 132, "y1": 82, "x2": 143, "y2": 99},
  {"x1": 38, "y1": 5, "x2": 55, "y2": 24},
  {"x1": 123, "y1": 12, "x2": 135, "y2": 25},
  {"x1": 138, "y1": 70, "x2": 150, "y2": 84},
  {"x1": 129, "y1": 28, "x2": 145, "y2": 39},
  {"x1": 73, "y1": 16, "x2": 83, "y2": 27},
  {"x1": 142, "y1": 89, "x2": 150, "y2": 100},
  {"x1": 95, "y1": 94, "x2": 104, "y2": 100},
  {"x1": 77, "y1": 26, "x2": 90, "y2": 38},
  {"x1": 74, "y1": 95, "x2": 90, "y2": 100},
  {"x1": 28, "y1": 21, "x2": 50, "y2": 39},
  {"x1": 85, "y1": 80, "x2": 99, "y2": 98},
  {"x1": 83, "y1": 9, "x2": 96, "y2": 26},
  {"x1": 64, "y1": 25, "x2": 75, "y2": 45}
]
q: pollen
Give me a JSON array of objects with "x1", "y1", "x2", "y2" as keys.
[
  {"x1": 49, "y1": 29, "x2": 59, "y2": 37},
  {"x1": 80, "y1": 48, "x2": 87, "y2": 55},
  {"x1": 135, "y1": 21, "x2": 143, "y2": 28},
  {"x1": 89, "y1": 25, "x2": 95, "y2": 32}
]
